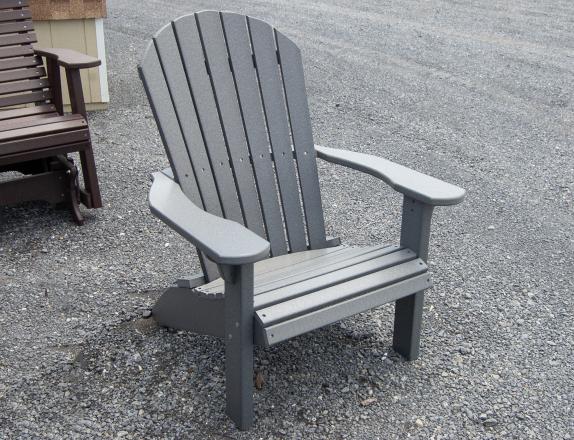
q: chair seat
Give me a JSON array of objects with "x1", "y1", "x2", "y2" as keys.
[
  {"x1": 198, "y1": 244, "x2": 431, "y2": 345},
  {"x1": 0, "y1": 108, "x2": 90, "y2": 157}
]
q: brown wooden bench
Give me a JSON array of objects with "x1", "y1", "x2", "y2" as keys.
[{"x1": 0, "y1": 0, "x2": 102, "y2": 224}]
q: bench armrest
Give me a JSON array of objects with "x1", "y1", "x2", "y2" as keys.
[
  {"x1": 149, "y1": 172, "x2": 270, "y2": 265},
  {"x1": 34, "y1": 48, "x2": 101, "y2": 69},
  {"x1": 315, "y1": 145, "x2": 465, "y2": 206}
]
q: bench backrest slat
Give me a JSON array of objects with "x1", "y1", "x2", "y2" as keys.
[{"x1": 0, "y1": 2, "x2": 53, "y2": 112}]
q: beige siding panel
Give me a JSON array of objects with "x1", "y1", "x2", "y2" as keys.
[
  {"x1": 83, "y1": 19, "x2": 101, "y2": 103},
  {"x1": 48, "y1": 20, "x2": 93, "y2": 106},
  {"x1": 34, "y1": 21, "x2": 53, "y2": 47},
  {"x1": 33, "y1": 19, "x2": 107, "y2": 110}
]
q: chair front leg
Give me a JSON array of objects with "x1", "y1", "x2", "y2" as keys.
[
  {"x1": 393, "y1": 197, "x2": 434, "y2": 360},
  {"x1": 221, "y1": 263, "x2": 255, "y2": 430}
]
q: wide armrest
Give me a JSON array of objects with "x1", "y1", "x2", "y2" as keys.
[
  {"x1": 315, "y1": 145, "x2": 465, "y2": 206},
  {"x1": 35, "y1": 48, "x2": 101, "y2": 69},
  {"x1": 149, "y1": 172, "x2": 270, "y2": 265}
]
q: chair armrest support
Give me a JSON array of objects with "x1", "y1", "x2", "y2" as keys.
[
  {"x1": 34, "y1": 48, "x2": 101, "y2": 69},
  {"x1": 149, "y1": 172, "x2": 270, "y2": 265},
  {"x1": 36, "y1": 48, "x2": 99, "y2": 117},
  {"x1": 315, "y1": 145, "x2": 465, "y2": 206}
]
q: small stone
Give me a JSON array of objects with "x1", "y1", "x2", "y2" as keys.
[
  {"x1": 487, "y1": 225, "x2": 495, "y2": 230},
  {"x1": 341, "y1": 387, "x2": 350, "y2": 393},
  {"x1": 459, "y1": 346, "x2": 472, "y2": 355},
  {"x1": 360, "y1": 397, "x2": 377, "y2": 406},
  {"x1": 415, "y1": 418, "x2": 424, "y2": 427},
  {"x1": 142, "y1": 310, "x2": 152, "y2": 318},
  {"x1": 254, "y1": 371, "x2": 264, "y2": 390},
  {"x1": 483, "y1": 418, "x2": 498, "y2": 427}
]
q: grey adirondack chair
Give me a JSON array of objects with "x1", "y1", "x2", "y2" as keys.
[{"x1": 139, "y1": 11, "x2": 465, "y2": 430}]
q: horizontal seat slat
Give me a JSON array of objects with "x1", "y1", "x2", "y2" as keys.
[
  {"x1": 0, "y1": 19, "x2": 32, "y2": 34},
  {"x1": 0, "y1": 77, "x2": 49, "y2": 94},
  {"x1": 200, "y1": 245, "x2": 360, "y2": 294},
  {"x1": 0, "y1": 66, "x2": 45, "y2": 83},
  {"x1": 0, "y1": 32, "x2": 36, "y2": 47},
  {"x1": 0, "y1": 104, "x2": 56, "y2": 120},
  {"x1": 257, "y1": 258, "x2": 427, "y2": 325},
  {"x1": 254, "y1": 244, "x2": 402, "y2": 294},
  {"x1": 0, "y1": 55, "x2": 41, "y2": 71},
  {"x1": 258, "y1": 273, "x2": 432, "y2": 345},
  {"x1": 0, "y1": 128, "x2": 89, "y2": 156},
  {"x1": 0, "y1": 113, "x2": 82, "y2": 132},
  {"x1": 254, "y1": 248, "x2": 418, "y2": 309},
  {"x1": 0, "y1": 44, "x2": 33, "y2": 59},
  {"x1": 250, "y1": 245, "x2": 394, "y2": 290},
  {"x1": 0, "y1": 8, "x2": 31, "y2": 22},
  {"x1": 0, "y1": 89, "x2": 50, "y2": 107}
]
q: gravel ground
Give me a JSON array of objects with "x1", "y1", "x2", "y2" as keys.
[{"x1": 1, "y1": 0, "x2": 573, "y2": 438}]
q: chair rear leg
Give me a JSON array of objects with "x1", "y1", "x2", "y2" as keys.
[
  {"x1": 79, "y1": 145, "x2": 102, "y2": 208},
  {"x1": 222, "y1": 264, "x2": 255, "y2": 430}
]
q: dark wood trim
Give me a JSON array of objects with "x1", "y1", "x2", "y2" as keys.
[
  {"x1": 0, "y1": 141, "x2": 90, "y2": 167},
  {"x1": 0, "y1": 169, "x2": 67, "y2": 205}
]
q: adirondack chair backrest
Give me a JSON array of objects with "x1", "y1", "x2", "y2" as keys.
[
  {"x1": 140, "y1": 11, "x2": 329, "y2": 280},
  {"x1": 0, "y1": 1, "x2": 54, "y2": 110}
]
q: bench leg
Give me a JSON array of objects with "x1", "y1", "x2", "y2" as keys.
[
  {"x1": 56, "y1": 155, "x2": 84, "y2": 225},
  {"x1": 393, "y1": 197, "x2": 433, "y2": 360},
  {"x1": 79, "y1": 146, "x2": 102, "y2": 209},
  {"x1": 222, "y1": 263, "x2": 255, "y2": 430}
]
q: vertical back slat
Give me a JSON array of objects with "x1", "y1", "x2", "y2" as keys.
[
  {"x1": 173, "y1": 14, "x2": 244, "y2": 226},
  {"x1": 221, "y1": 12, "x2": 288, "y2": 256},
  {"x1": 139, "y1": 43, "x2": 219, "y2": 281},
  {"x1": 154, "y1": 24, "x2": 221, "y2": 217},
  {"x1": 138, "y1": 44, "x2": 202, "y2": 205},
  {"x1": 275, "y1": 31, "x2": 327, "y2": 249},
  {"x1": 154, "y1": 24, "x2": 224, "y2": 280},
  {"x1": 247, "y1": 17, "x2": 307, "y2": 253},
  {"x1": 196, "y1": 11, "x2": 265, "y2": 239}
]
